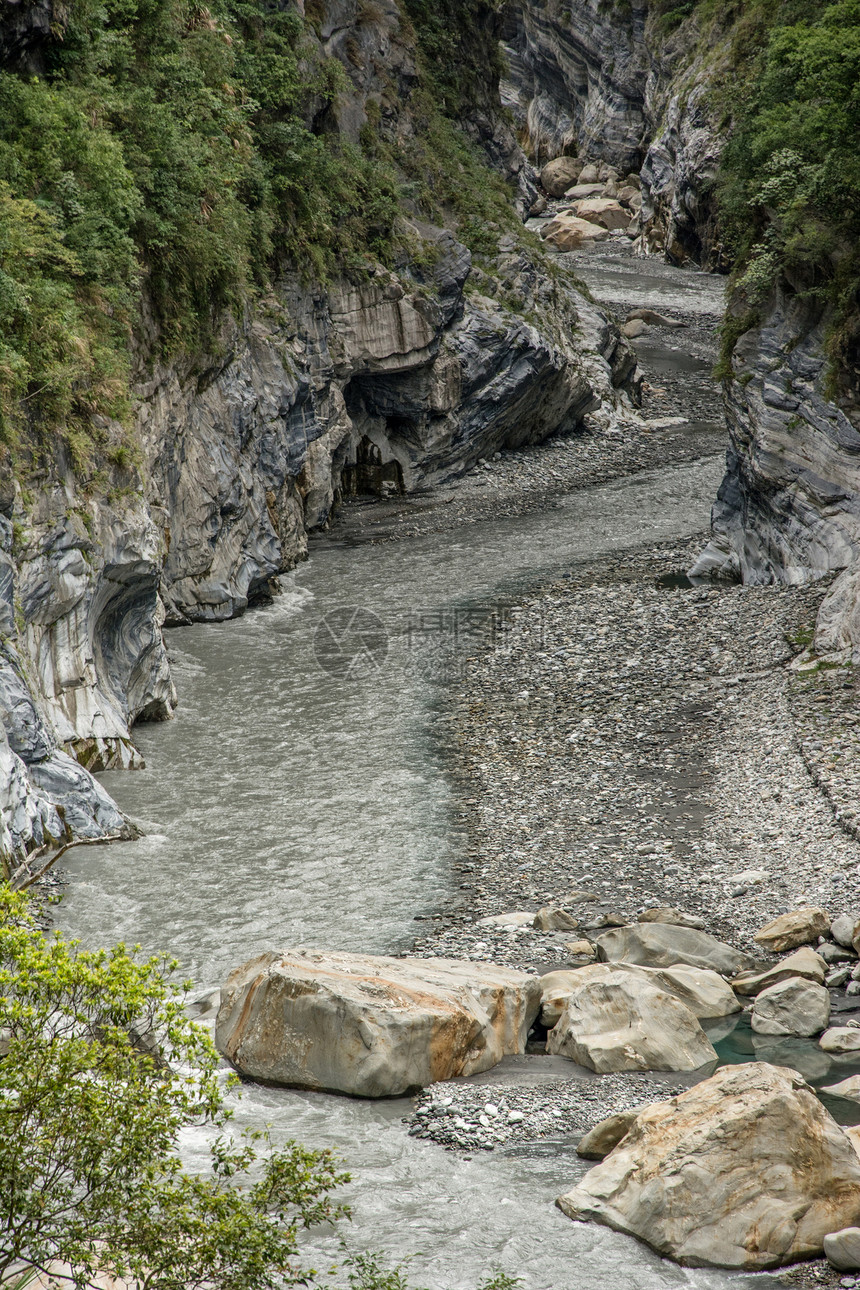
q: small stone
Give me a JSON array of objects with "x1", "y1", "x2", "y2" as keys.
[
  {"x1": 507, "y1": 1110, "x2": 524, "y2": 1123},
  {"x1": 820, "y1": 1027, "x2": 860, "y2": 1055},
  {"x1": 832, "y1": 914, "x2": 860, "y2": 949},
  {"x1": 534, "y1": 905, "x2": 580, "y2": 932},
  {"x1": 825, "y1": 1227, "x2": 860, "y2": 1272}
]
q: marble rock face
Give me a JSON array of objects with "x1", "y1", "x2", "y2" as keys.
[
  {"x1": 215, "y1": 949, "x2": 542, "y2": 1097},
  {"x1": 1, "y1": 0, "x2": 640, "y2": 871},
  {"x1": 557, "y1": 1063, "x2": 860, "y2": 1269}
]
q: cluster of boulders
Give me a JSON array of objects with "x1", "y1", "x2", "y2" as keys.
[
  {"x1": 214, "y1": 901, "x2": 860, "y2": 1272},
  {"x1": 215, "y1": 906, "x2": 860, "y2": 1094},
  {"x1": 535, "y1": 157, "x2": 642, "y2": 251}
]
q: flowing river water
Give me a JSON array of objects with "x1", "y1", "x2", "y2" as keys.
[{"x1": 54, "y1": 253, "x2": 782, "y2": 1288}]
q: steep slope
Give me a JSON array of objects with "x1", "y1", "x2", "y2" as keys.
[{"x1": 0, "y1": 0, "x2": 637, "y2": 869}]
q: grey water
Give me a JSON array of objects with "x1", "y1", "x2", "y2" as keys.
[{"x1": 52, "y1": 453, "x2": 781, "y2": 1289}]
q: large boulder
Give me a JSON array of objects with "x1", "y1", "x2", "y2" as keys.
[
  {"x1": 571, "y1": 198, "x2": 631, "y2": 230},
  {"x1": 754, "y1": 907, "x2": 830, "y2": 953},
  {"x1": 556, "y1": 1064, "x2": 860, "y2": 1269},
  {"x1": 545, "y1": 974, "x2": 717, "y2": 1073},
  {"x1": 540, "y1": 156, "x2": 583, "y2": 197},
  {"x1": 732, "y1": 945, "x2": 826, "y2": 995},
  {"x1": 595, "y1": 923, "x2": 753, "y2": 976},
  {"x1": 215, "y1": 950, "x2": 541, "y2": 1097},
  {"x1": 539, "y1": 962, "x2": 739, "y2": 1029},
  {"x1": 751, "y1": 977, "x2": 830, "y2": 1037},
  {"x1": 540, "y1": 215, "x2": 609, "y2": 251}
]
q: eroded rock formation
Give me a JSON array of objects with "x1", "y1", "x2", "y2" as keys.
[{"x1": 0, "y1": 0, "x2": 638, "y2": 868}]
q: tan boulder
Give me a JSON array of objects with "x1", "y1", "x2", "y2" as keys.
[
  {"x1": 831, "y1": 913, "x2": 860, "y2": 948},
  {"x1": 540, "y1": 156, "x2": 583, "y2": 197},
  {"x1": 754, "y1": 907, "x2": 830, "y2": 953},
  {"x1": 732, "y1": 945, "x2": 826, "y2": 995},
  {"x1": 617, "y1": 184, "x2": 642, "y2": 208},
  {"x1": 571, "y1": 198, "x2": 630, "y2": 231},
  {"x1": 825, "y1": 1226, "x2": 860, "y2": 1271},
  {"x1": 539, "y1": 962, "x2": 739, "y2": 1029},
  {"x1": 822, "y1": 1074, "x2": 860, "y2": 1104},
  {"x1": 215, "y1": 949, "x2": 541, "y2": 1097},
  {"x1": 533, "y1": 905, "x2": 580, "y2": 932},
  {"x1": 820, "y1": 1027, "x2": 860, "y2": 1056},
  {"x1": 562, "y1": 182, "x2": 605, "y2": 200},
  {"x1": 557, "y1": 1063, "x2": 860, "y2": 1269},
  {"x1": 540, "y1": 216, "x2": 609, "y2": 251},
  {"x1": 750, "y1": 977, "x2": 830, "y2": 1037},
  {"x1": 577, "y1": 1109, "x2": 641, "y2": 1160},
  {"x1": 596, "y1": 922, "x2": 753, "y2": 975},
  {"x1": 578, "y1": 162, "x2": 600, "y2": 183},
  {"x1": 545, "y1": 973, "x2": 717, "y2": 1073},
  {"x1": 638, "y1": 907, "x2": 705, "y2": 929}
]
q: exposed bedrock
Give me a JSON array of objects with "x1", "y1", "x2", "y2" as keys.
[
  {"x1": 0, "y1": 64, "x2": 636, "y2": 864},
  {"x1": 504, "y1": 1, "x2": 725, "y2": 267},
  {"x1": 690, "y1": 287, "x2": 860, "y2": 656}
]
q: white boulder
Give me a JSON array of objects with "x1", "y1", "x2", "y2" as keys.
[
  {"x1": 545, "y1": 973, "x2": 717, "y2": 1073},
  {"x1": 750, "y1": 977, "x2": 830, "y2": 1037},
  {"x1": 595, "y1": 923, "x2": 753, "y2": 975}
]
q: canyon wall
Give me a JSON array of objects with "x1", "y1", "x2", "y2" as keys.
[{"x1": 0, "y1": 0, "x2": 636, "y2": 868}]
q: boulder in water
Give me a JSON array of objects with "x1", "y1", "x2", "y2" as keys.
[
  {"x1": 215, "y1": 949, "x2": 541, "y2": 1097},
  {"x1": 557, "y1": 1063, "x2": 860, "y2": 1269}
]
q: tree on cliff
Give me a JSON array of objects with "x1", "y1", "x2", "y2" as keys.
[{"x1": 0, "y1": 886, "x2": 350, "y2": 1289}]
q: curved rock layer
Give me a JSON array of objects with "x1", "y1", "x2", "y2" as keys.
[
  {"x1": 504, "y1": 0, "x2": 725, "y2": 267},
  {"x1": 690, "y1": 291, "x2": 860, "y2": 657}
]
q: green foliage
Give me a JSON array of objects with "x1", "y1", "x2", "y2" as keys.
[
  {"x1": 708, "y1": 1, "x2": 860, "y2": 368},
  {"x1": 0, "y1": 890, "x2": 529, "y2": 1289},
  {"x1": 0, "y1": 887, "x2": 349, "y2": 1289},
  {"x1": 0, "y1": 0, "x2": 401, "y2": 452}
]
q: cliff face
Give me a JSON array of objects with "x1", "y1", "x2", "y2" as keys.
[
  {"x1": 504, "y1": 0, "x2": 725, "y2": 267},
  {"x1": 0, "y1": 0, "x2": 636, "y2": 869},
  {"x1": 689, "y1": 285, "x2": 860, "y2": 659},
  {"x1": 507, "y1": 0, "x2": 858, "y2": 654}
]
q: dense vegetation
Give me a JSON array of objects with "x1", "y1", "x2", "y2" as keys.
[
  {"x1": 655, "y1": 0, "x2": 860, "y2": 373},
  {"x1": 0, "y1": 0, "x2": 519, "y2": 462}
]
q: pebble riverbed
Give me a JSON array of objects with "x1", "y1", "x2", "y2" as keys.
[{"x1": 332, "y1": 241, "x2": 860, "y2": 1287}]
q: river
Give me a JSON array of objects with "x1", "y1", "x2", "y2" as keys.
[{"x1": 53, "y1": 251, "x2": 777, "y2": 1288}]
